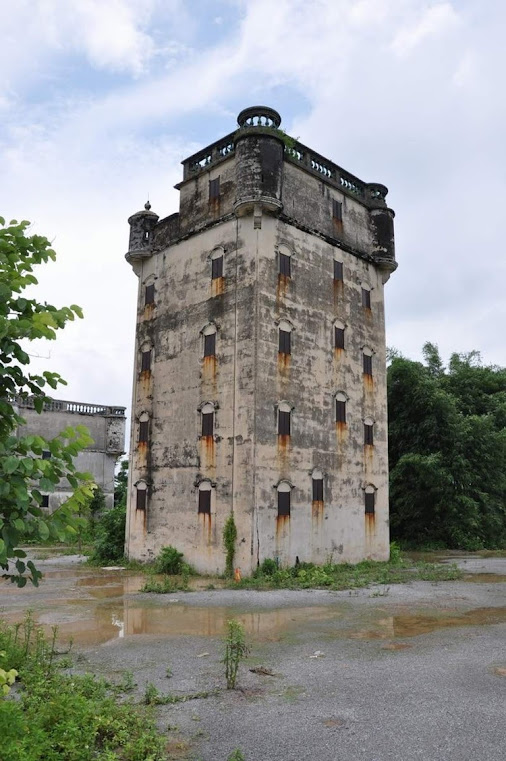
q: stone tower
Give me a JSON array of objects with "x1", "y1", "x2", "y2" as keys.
[{"x1": 125, "y1": 106, "x2": 397, "y2": 574}]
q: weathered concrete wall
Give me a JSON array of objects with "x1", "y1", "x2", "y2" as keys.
[
  {"x1": 17, "y1": 402, "x2": 126, "y2": 511},
  {"x1": 125, "y1": 107, "x2": 395, "y2": 574}
]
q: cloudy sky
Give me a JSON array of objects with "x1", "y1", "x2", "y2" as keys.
[{"x1": 2, "y1": 0, "x2": 504, "y2": 417}]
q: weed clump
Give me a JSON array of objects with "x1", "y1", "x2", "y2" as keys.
[
  {"x1": 153, "y1": 545, "x2": 184, "y2": 574},
  {"x1": 223, "y1": 620, "x2": 249, "y2": 689}
]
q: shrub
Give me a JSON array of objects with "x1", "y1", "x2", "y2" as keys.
[
  {"x1": 223, "y1": 620, "x2": 249, "y2": 689},
  {"x1": 223, "y1": 514, "x2": 237, "y2": 577},
  {"x1": 257, "y1": 558, "x2": 277, "y2": 577},
  {"x1": 88, "y1": 502, "x2": 126, "y2": 564},
  {"x1": 154, "y1": 546, "x2": 184, "y2": 575}
]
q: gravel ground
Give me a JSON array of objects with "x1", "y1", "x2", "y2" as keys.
[{"x1": 1, "y1": 552, "x2": 505, "y2": 761}]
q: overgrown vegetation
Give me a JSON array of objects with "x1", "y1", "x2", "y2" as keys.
[
  {"x1": 87, "y1": 461, "x2": 128, "y2": 565},
  {"x1": 0, "y1": 614, "x2": 167, "y2": 761},
  {"x1": 0, "y1": 217, "x2": 95, "y2": 586},
  {"x1": 154, "y1": 546, "x2": 184, "y2": 575},
  {"x1": 223, "y1": 619, "x2": 249, "y2": 689},
  {"x1": 229, "y1": 551, "x2": 461, "y2": 590},
  {"x1": 223, "y1": 514, "x2": 237, "y2": 578},
  {"x1": 388, "y1": 343, "x2": 506, "y2": 549}
]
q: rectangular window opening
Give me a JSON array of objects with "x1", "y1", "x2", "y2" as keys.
[
  {"x1": 365, "y1": 492, "x2": 375, "y2": 514},
  {"x1": 145, "y1": 284, "x2": 155, "y2": 306},
  {"x1": 136, "y1": 490, "x2": 147, "y2": 511},
  {"x1": 42, "y1": 450, "x2": 51, "y2": 460},
  {"x1": 202, "y1": 412, "x2": 214, "y2": 437},
  {"x1": 204, "y1": 333, "x2": 216, "y2": 357},
  {"x1": 364, "y1": 425, "x2": 374, "y2": 446},
  {"x1": 334, "y1": 260, "x2": 343, "y2": 281},
  {"x1": 279, "y1": 330, "x2": 291, "y2": 354},
  {"x1": 278, "y1": 410, "x2": 291, "y2": 436},
  {"x1": 139, "y1": 421, "x2": 149, "y2": 443},
  {"x1": 198, "y1": 490, "x2": 211, "y2": 514},
  {"x1": 332, "y1": 199, "x2": 343, "y2": 221},
  {"x1": 336, "y1": 400, "x2": 346, "y2": 424},
  {"x1": 363, "y1": 354, "x2": 373, "y2": 376},
  {"x1": 334, "y1": 327, "x2": 345, "y2": 350},
  {"x1": 141, "y1": 350, "x2": 151, "y2": 372},
  {"x1": 278, "y1": 491, "x2": 290, "y2": 517},
  {"x1": 279, "y1": 253, "x2": 291, "y2": 277},
  {"x1": 209, "y1": 177, "x2": 220, "y2": 199},
  {"x1": 41, "y1": 494, "x2": 49, "y2": 508},
  {"x1": 362, "y1": 288, "x2": 371, "y2": 309},
  {"x1": 312, "y1": 479, "x2": 324, "y2": 502},
  {"x1": 211, "y1": 256, "x2": 223, "y2": 280}
]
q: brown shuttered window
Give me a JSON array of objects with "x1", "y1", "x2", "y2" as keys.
[
  {"x1": 334, "y1": 327, "x2": 345, "y2": 350},
  {"x1": 204, "y1": 333, "x2": 216, "y2": 357},
  {"x1": 312, "y1": 478, "x2": 323, "y2": 502},
  {"x1": 363, "y1": 354, "x2": 373, "y2": 376},
  {"x1": 332, "y1": 199, "x2": 343, "y2": 221},
  {"x1": 365, "y1": 492, "x2": 375, "y2": 514},
  {"x1": 279, "y1": 253, "x2": 291, "y2": 277},
  {"x1": 278, "y1": 410, "x2": 291, "y2": 436},
  {"x1": 198, "y1": 489, "x2": 211, "y2": 514},
  {"x1": 145, "y1": 284, "x2": 155, "y2": 305},
  {"x1": 212, "y1": 256, "x2": 223, "y2": 279},
  {"x1": 136, "y1": 489, "x2": 147, "y2": 511},
  {"x1": 334, "y1": 260, "x2": 343, "y2": 281},
  {"x1": 209, "y1": 177, "x2": 220, "y2": 199},
  {"x1": 202, "y1": 412, "x2": 214, "y2": 437},
  {"x1": 139, "y1": 420, "x2": 149, "y2": 443},
  {"x1": 336, "y1": 400, "x2": 346, "y2": 424},
  {"x1": 278, "y1": 491, "x2": 290, "y2": 517},
  {"x1": 364, "y1": 424, "x2": 374, "y2": 446},
  {"x1": 141, "y1": 350, "x2": 151, "y2": 372},
  {"x1": 279, "y1": 329, "x2": 291, "y2": 354},
  {"x1": 362, "y1": 288, "x2": 371, "y2": 309}
]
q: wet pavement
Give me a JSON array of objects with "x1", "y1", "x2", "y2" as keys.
[{"x1": 1, "y1": 551, "x2": 505, "y2": 761}]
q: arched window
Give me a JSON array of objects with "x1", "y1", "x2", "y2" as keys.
[
  {"x1": 202, "y1": 323, "x2": 217, "y2": 358},
  {"x1": 312, "y1": 468, "x2": 324, "y2": 502},
  {"x1": 136, "y1": 480, "x2": 148, "y2": 511},
  {"x1": 211, "y1": 247, "x2": 224, "y2": 280},
  {"x1": 364, "y1": 484, "x2": 376, "y2": 514},
  {"x1": 364, "y1": 416, "x2": 374, "y2": 446},
  {"x1": 278, "y1": 319, "x2": 292, "y2": 355},
  {"x1": 335, "y1": 392, "x2": 347, "y2": 424},
  {"x1": 278, "y1": 401, "x2": 292, "y2": 435},
  {"x1": 278, "y1": 244, "x2": 292, "y2": 277},
  {"x1": 198, "y1": 481, "x2": 212, "y2": 514},
  {"x1": 138, "y1": 411, "x2": 149, "y2": 443},
  {"x1": 277, "y1": 481, "x2": 291, "y2": 516},
  {"x1": 362, "y1": 346, "x2": 373, "y2": 376},
  {"x1": 334, "y1": 319, "x2": 345, "y2": 350},
  {"x1": 201, "y1": 402, "x2": 215, "y2": 437}
]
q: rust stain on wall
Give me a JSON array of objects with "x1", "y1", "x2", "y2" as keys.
[
  {"x1": 276, "y1": 273, "x2": 288, "y2": 302},
  {"x1": 200, "y1": 512, "x2": 212, "y2": 544},
  {"x1": 333, "y1": 279, "x2": 343, "y2": 307},
  {"x1": 137, "y1": 440, "x2": 147, "y2": 467},
  {"x1": 143, "y1": 303, "x2": 154, "y2": 320},
  {"x1": 312, "y1": 500, "x2": 324, "y2": 523},
  {"x1": 334, "y1": 347, "x2": 343, "y2": 361},
  {"x1": 202, "y1": 355, "x2": 217, "y2": 385},
  {"x1": 335, "y1": 421, "x2": 347, "y2": 444},
  {"x1": 209, "y1": 197, "x2": 220, "y2": 218},
  {"x1": 278, "y1": 352, "x2": 291, "y2": 374},
  {"x1": 364, "y1": 444, "x2": 374, "y2": 472},
  {"x1": 211, "y1": 276, "x2": 225, "y2": 297},
  {"x1": 364, "y1": 373, "x2": 374, "y2": 392},
  {"x1": 276, "y1": 514, "x2": 290, "y2": 540},
  {"x1": 201, "y1": 435, "x2": 215, "y2": 468},
  {"x1": 365, "y1": 512, "x2": 376, "y2": 541},
  {"x1": 277, "y1": 434, "x2": 290, "y2": 464},
  {"x1": 140, "y1": 369, "x2": 151, "y2": 394}
]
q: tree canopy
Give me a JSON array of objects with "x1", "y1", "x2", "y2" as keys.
[
  {"x1": 0, "y1": 217, "x2": 95, "y2": 585},
  {"x1": 388, "y1": 343, "x2": 506, "y2": 549}
]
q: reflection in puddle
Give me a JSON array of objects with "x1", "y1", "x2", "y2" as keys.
[
  {"x1": 347, "y1": 607, "x2": 506, "y2": 640},
  {"x1": 29, "y1": 604, "x2": 338, "y2": 646}
]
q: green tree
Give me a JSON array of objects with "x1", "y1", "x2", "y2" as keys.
[
  {"x1": 388, "y1": 343, "x2": 506, "y2": 549},
  {"x1": 0, "y1": 217, "x2": 95, "y2": 586},
  {"x1": 114, "y1": 459, "x2": 128, "y2": 507}
]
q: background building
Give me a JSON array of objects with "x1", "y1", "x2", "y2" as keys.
[
  {"x1": 125, "y1": 106, "x2": 397, "y2": 574},
  {"x1": 16, "y1": 397, "x2": 126, "y2": 510}
]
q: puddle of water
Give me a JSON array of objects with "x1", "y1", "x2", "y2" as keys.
[
  {"x1": 8, "y1": 603, "x2": 338, "y2": 647},
  {"x1": 347, "y1": 607, "x2": 506, "y2": 640},
  {"x1": 463, "y1": 574, "x2": 506, "y2": 584}
]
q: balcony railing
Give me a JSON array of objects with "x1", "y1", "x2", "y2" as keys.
[{"x1": 15, "y1": 397, "x2": 126, "y2": 417}]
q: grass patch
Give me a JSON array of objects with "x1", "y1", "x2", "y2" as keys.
[
  {"x1": 140, "y1": 576, "x2": 191, "y2": 594},
  {"x1": 227, "y1": 555, "x2": 463, "y2": 591},
  {"x1": 0, "y1": 614, "x2": 169, "y2": 761}
]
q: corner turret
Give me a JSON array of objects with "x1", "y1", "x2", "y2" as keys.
[{"x1": 125, "y1": 201, "x2": 159, "y2": 271}]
